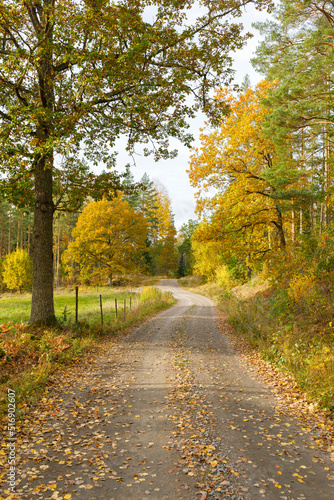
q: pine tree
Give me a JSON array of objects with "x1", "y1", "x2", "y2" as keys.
[{"x1": 252, "y1": 0, "x2": 334, "y2": 231}]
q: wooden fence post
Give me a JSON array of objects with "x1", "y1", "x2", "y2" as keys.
[
  {"x1": 75, "y1": 286, "x2": 78, "y2": 323},
  {"x1": 115, "y1": 298, "x2": 117, "y2": 318},
  {"x1": 100, "y1": 295, "x2": 103, "y2": 325}
]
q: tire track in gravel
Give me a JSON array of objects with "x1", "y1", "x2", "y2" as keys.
[
  {"x1": 167, "y1": 282, "x2": 334, "y2": 499},
  {"x1": 9, "y1": 282, "x2": 198, "y2": 500}
]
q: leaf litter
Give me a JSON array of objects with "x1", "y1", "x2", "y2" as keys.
[{"x1": 1, "y1": 285, "x2": 334, "y2": 500}]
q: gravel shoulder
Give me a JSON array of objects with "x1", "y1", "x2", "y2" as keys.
[{"x1": 1, "y1": 280, "x2": 333, "y2": 500}]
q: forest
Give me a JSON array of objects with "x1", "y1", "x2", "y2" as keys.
[
  {"x1": 0, "y1": 0, "x2": 333, "y2": 412},
  {"x1": 0, "y1": 171, "x2": 178, "y2": 291}
]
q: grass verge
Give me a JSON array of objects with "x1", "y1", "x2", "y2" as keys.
[
  {"x1": 0, "y1": 286, "x2": 176, "y2": 419},
  {"x1": 0, "y1": 280, "x2": 164, "y2": 324}
]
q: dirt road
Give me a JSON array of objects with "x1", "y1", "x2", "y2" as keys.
[{"x1": 7, "y1": 280, "x2": 334, "y2": 499}]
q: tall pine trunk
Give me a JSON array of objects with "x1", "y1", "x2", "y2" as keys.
[{"x1": 275, "y1": 207, "x2": 286, "y2": 249}]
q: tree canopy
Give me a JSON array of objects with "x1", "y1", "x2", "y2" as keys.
[
  {"x1": 187, "y1": 0, "x2": 334, "y2": 285},
  {"x1": 0, "y1": 0, "x2": 271, "y2": 323},
  {"x1": 188, "y1": 81, "x2": 289, "y2": 269},
  {"x1": 63, "y1": 195, "x2": 148, "y2": 282}
]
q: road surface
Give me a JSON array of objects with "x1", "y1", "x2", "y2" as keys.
[{"x1": 7, "y1": 280, "x2": 334, "y2": 499}]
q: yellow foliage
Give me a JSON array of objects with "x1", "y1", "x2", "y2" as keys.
[
  {"x1": 150, "y1": 183, "x2": 177, "y2": 276},
  {"x1": 215, "y1": 264, "x2": 234, "y2": 288},
  {"x1": 140, "y1": 286, "x2": 162, "y2": 302},
  {"x1": 192, "y1": 230, "x2": 221, "y2": 281},
  {"x1": 288, "y1": 273, "x2": 317, "y2": 304},
  {"x1": 63, "y1": 194, "x2": 148, "y2": 282},
  {"x1": 188, "y1": 80, "x2": 287, "y2": 264},
  {"x1": 2, "y1": 248, "x2": 32, "y2": 291}
]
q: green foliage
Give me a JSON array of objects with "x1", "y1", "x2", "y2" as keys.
[
  {"x1": 2, "y1": 249, "x2": 32, "y2": 292},
  {"x1": 122, "y1": 174, "x2": 178, "y2": 276},
  {"x1": 177, "y1": 219, "x2": 199, "y2": 277},
  {"x1": 252, "y1": 0, "x2": 334, "y2": 224}
]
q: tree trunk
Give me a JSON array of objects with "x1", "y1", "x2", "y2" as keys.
[
  {"x1": 247, "y1": 254, "x2": 252, "y2": 280},
  {"x1": 56, "y1": 225, "x2": 61, "y2": 288},
  {"x1": 8, "y1": 213, "x2": 11, "y2": 254},
  {"x1": 275, "y1": 207, "x2": 286, "y2": 249},
  {"x1": 28, "y1": 224, "x2": 31, "y2": 255},
  {"x1": 29, "y1": 154, "x2": 56, "y2": 324},
  {"x1": 16, "y1": 212, "x2": 21, "y2": 249},
  {"x1": 29, "y1": 0, "x2": 55, "y2": 324}
]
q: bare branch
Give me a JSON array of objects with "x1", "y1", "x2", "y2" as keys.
[
  {"x1": 23, "y1": 2, "x2": 42, "y2": 33},
  {"x1": 0, "y1": 109, "x2": 12, "y2": 122}
]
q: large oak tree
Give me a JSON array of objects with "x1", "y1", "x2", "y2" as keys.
[{"x1": 0, "y1": 0, "x2": 270, "y2": 323}]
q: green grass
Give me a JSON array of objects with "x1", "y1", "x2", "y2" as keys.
[{"x1": 0, "y1": 287, "x2": 139, "y2": 325}]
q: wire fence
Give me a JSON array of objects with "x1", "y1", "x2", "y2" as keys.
[{"x1": 74, "y1": 286, "x2": 141, "y2": 325}]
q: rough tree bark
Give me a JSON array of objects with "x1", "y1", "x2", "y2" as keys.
[
  {"x1": 30, "y1": 153, "x2": 56, "y2": 324},
  {"x1": 29, "y1": 0, "x2": 56, "y2": 324}
]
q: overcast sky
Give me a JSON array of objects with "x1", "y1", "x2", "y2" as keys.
[{"x1": 115, "y1": 4, "x2": 272, "y2": 229}]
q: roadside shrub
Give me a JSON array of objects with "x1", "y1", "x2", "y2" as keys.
[
  {"x1": 287, "y1": 272, "x2": 319, "y2": 307},
  {"x1": 215, "y1": 264, "x2": 234, "y2": 289},
  {"x1": 2, "y1": 249, "x2": 32, "y2": 292},
  {"x1": 140, "y1": 286, "x2": 163, "y2": 302}
]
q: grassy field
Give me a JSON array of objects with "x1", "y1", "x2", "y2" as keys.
[{"x1": 0, "y1": 287, "x2": 139, "y2": 325}]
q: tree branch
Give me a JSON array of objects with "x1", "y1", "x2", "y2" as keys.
[
  {"x1": 0, "y1": 109, "x2": 12, "y2": 122},
  {"x1": 23, "y1": 2, "x2": 42, "y2": 34}
]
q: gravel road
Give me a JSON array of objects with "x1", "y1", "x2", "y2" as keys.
[{"x1": 10, "y1": 280, "x2": 334, "y2": 500}]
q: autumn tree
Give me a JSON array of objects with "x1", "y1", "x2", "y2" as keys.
[
  {"x1": 123, "y1": 173, "x2": 177, "y2": 275},
  {"x1": 123, "y1": 171, "x2": 160, "y2": 272},
  {"x1": 149, "y1": 183, "x2": 177, "y2": 276},
  {"x1": 2, "y1": 249, "x2": 32, "y2": 292},
  {"x1": 53, "y1": 210, "x2": 79, "y2": 287},
  {"x1": 0, "y1": 0, "x2": 272, "y2": 324},
  {"x1": 188, "y1": 82, "x2": 294, "y2": 269},
  {"x1": 63, "y1": 195, "x2": 148, "y2": 283},
  {"x1": 191, "y1": 225, "x2": 223, "y2": 281}
]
